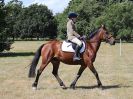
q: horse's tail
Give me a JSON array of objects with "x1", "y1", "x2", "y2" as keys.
[{"x1": 28, "y1": 44, "x2": 44, "y2": 78}]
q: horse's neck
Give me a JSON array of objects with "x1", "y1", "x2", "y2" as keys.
[{"x1": 88, "y1": 33, "x2": 102, "y2": 55}]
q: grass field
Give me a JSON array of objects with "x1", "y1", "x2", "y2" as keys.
[{"x1": 0, "y1": 41, "x2": 133, "y2": 99}]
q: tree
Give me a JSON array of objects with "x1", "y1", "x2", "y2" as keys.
[
  {"x1": 0, "y1": 1, "x2": 6, "y2": 42},
  {"x1": 93, "y1": 2, "x2": 133, "y2": 40},
  {"x1": 16, "y1": 4, "x2": 57, "y2": 40},
  {"x1": 56, "y1": 0, "x2": 133, "y2": 41},
  {"x1": 4, "y1": 1, "x2": 57, "y2": 40},
  {"x1": 5, "y1": 0, "x2": 23, "y2": 40},
  {"x1": 56, "y1": 0, "x2": 105, "y2": 39},
  {"x1": 0, "y1": 0, "x2": 12, "y2": 52}
]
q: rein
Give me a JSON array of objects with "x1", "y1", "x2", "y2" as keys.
[
  {"x1": 88, "y1": 40, "x2": 101, "y2": 43},
  {"x1": 86, "y1": 29, "x2": 113, "y2": 43}
]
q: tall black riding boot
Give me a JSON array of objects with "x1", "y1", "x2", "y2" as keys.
[{"x1": 73, "y1": 45, "x2": 81, "y2": 61}]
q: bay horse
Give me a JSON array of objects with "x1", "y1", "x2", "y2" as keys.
[{"x1": 28, "y1": 25, "x2": 115, "y2": 90}]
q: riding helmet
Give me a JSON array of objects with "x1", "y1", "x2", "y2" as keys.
[{"x1": 68, "y1": 12, "x2": 78, "y2": 19}]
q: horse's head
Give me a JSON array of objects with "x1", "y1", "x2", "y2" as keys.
[{"x1": 99, "y1": 25, "x2": 115, "y2": 45}]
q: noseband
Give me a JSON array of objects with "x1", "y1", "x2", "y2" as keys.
[{"x1": 105, "y1": 34, "x2": 113, "y2": 42}]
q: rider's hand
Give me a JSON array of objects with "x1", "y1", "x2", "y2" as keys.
[
  {"x1": 82, "y1": 35, "x2": 86, "y2": 39},
  {"x1": 78, "y1": 36, "x2": 82, "y2": 40},
  {"x1": 79, "y1": 35, "x2": 86, "y2": 40}
]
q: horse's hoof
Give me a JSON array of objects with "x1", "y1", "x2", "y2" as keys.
[
  {"x1": 70, "y1": 84, "x2": 76, "y2": 89},
  {"x1": 61, "y1": 85, "x2": 67, "y2": 90},
  {"x1": 32, "y1": 87, "x2": 37, "y2": 90},
  {"x1": 98, "y1": 84, "x2": 103, "y2": 90}
]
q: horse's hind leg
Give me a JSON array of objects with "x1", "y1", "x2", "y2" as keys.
[
  {"x1": 51, "y1": 60, "x2": 67, "y2": 89},
  {"x1": 32, "y1": 62, "x2": 49, "y2": 90},
  {"x1": 32, "y1": 54, "x2": 52, "y2": 90},
  {"x1": 70, "y1": 66, "x2": 86, "y2": 89}
]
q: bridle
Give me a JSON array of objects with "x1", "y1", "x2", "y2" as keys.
[
  {"x1": 82, "y1": 29, "x2": 113, "y2": 43},
  {"x1": 105, "y1": 33, "x2": 113, "y2": 43}
]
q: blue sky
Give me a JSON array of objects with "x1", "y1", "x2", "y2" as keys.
[{"x1": 5, "y1": 0, "x2": 71, "y2": 14}]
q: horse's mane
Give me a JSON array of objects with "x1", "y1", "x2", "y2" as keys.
[{"x1": 88, "y1": 28, "x2": 100, "y2": 39}]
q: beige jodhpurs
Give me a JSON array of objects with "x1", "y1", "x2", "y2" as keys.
[{"x1": 71, "y1": 37, "x2": 82, "y2": 47}]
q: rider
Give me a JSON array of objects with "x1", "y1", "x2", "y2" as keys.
[{"x1": 67, "y1": 12, "x2": 82, "y2": 61}]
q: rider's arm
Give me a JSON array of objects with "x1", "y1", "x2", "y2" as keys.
[
  {"x1": 67, "y1": 20, "x2": 80, "y2": 38},
  {"x1": 71, "y1": 21, "x2": 80, "y2": 38}
]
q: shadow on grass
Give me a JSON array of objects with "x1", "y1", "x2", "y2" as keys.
[
  {"x1": 75, "y1": 84, "x2": 131, "y2": 90},
  {"x1": 0, "y1": 52, "x2": 35, "y2": 57},
  {"x1": 37, "y1": 84, "x2": 131, "y2": 90}
]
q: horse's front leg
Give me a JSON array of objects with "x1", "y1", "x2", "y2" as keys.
[
  {"x1": 70, "y1": 66, "x2": 86, "y2": 89},
  {"x1": 51, "y1": 60, "x2": 67, "y2": 89},
  {"x1": 88, "y1": 64, "x2": 102, "y2": 88}
]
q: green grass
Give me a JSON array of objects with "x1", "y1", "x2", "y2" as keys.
[{"x1": 0, "y1": 41, "x2": 133, "y2": 99}]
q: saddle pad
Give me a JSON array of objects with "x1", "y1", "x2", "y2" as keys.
[{"x1": 61, "y1": 41, "x2": 85, "y2": 53}]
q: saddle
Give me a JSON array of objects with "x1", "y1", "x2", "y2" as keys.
[{"x1": 61, "y1": 40, "x2": 85, "y2": 53}]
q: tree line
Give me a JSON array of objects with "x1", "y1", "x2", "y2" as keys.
[
  {"x1": 56, "y1": 0, "x2": 133, "y2": 41},
  {"x1": 0, "y1": 0, "x2": 133, "y2": 52},
  {"x1": 0, "y1": 0, "x2": 57, "y2": 42}
]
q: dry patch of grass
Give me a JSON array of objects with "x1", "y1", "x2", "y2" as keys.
[{"x1": 0, "y1": 41, "x2": 133, "y2": 99}]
